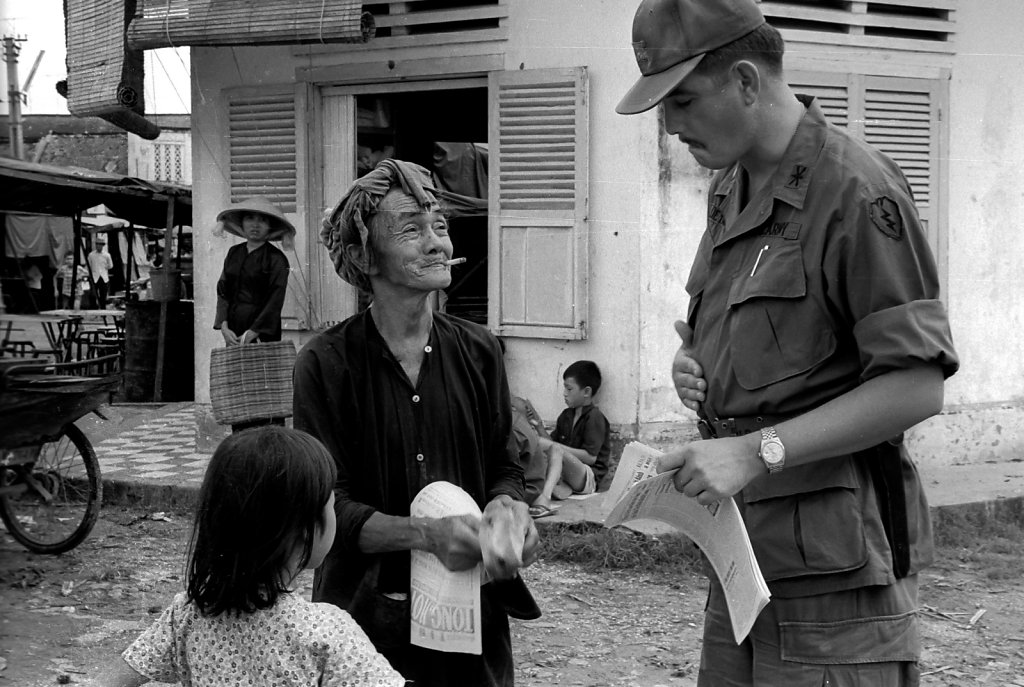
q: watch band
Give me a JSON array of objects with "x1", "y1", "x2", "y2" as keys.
[{"x1": 760, "y1": 426, "x2": 785, "y2": 473}]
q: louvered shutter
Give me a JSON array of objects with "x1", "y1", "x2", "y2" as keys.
[
  {"x1": 228, "y1": 91, "x2": 298, "y2": 212},
  {"x1": 788, "y1": 72, "x2": 852, "y2": 128},
  {"x1": 226, "y1": 87, "x2": 306, "y2": 329},
  {"x1": 488, "y1": 67, "x2": 589, "y2": 339},
  {"x1": 788, "y1": 71, "x2": 945, "y2": 261},
  {"x1": 862, "y1": 76, "x2": 941, "y2": 245}
]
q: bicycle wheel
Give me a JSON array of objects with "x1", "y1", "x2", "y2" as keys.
[{"x1": 0, "y1": 423, "x2": 102, "y2": 554}]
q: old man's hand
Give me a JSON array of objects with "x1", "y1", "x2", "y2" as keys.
[
  {"x1": 429, "y1": 514, "x2": 482, "y2": 572},
  {"x1": 480, "y1": 495, "x2": 539, "y2": 580}
]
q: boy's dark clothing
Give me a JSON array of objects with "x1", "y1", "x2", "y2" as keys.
[{"x1": 550, "y1": 404, "x2": 611, "y2": 486}]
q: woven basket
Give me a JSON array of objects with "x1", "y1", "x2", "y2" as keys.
[{"x1": 210, "y1": 341, "x2": 296, "y2": 425}]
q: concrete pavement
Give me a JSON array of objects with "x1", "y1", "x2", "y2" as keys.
[{"x1": 80, "y1": 402, "x2": 1024, "y2": 527}]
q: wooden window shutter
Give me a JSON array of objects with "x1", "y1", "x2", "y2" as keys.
[
  {"x1": 488, "y1": 67, "x2": 589, "y2": 339},
  {"x1": 228, "y1": 91, "x2": 298, "y2": 212},
  {"x1": 787, "y1": 72, "x2": 851, "y2": 128},
  {"x1": 862, "y1": 76, "x2": 942, "y2": 249},
  {"x1": 226, "y1": 87, "x2": 309, "y2": 330},
  {"x1": 788, "y1": 71, "x2": 946, "y2": 269}
]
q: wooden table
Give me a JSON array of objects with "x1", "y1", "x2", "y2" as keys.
[
  {"x1": 1, "y1": 313, "x2": 74, "y2": 361},
  {"x1": 40, "y1": 309, "x2": 125, "y2": 329},
  {"x1": 40, "y1": 309, "x2": 126, "y2": 359}
]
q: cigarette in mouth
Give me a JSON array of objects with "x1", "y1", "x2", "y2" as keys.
[{"x1": 444, "y1": 257, "x2": 467, "y2": 266}]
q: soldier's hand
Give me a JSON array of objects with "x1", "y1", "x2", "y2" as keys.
[
  {"x1": 658, "y1": 436, "x2": 763, "y2": 505},
  {"x1": 671, "y1": 320, "x2": 706, "y2": 413}
]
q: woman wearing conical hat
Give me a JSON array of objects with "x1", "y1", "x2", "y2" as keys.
[{"x1": 213, "y1": 197, "x2": 295, "y2": 348}]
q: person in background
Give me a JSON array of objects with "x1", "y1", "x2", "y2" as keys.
[
  {"x1": 87, "y1": 236, "x2": 114, "y2": 309},
  {"x1": 294, "y1": 159, "x2": 539, "y2": 687},
  {"x1": 95, "y1": 426, "x2": 405, "y2": 687},
  {"x1": 213, "y1": 197, "x2": 294, "y2": 432},
  {"x1": 214, "y1": 197, "x2": 293, "y2": 347},
  {"x1": 528, "y1": 360, "x2": 611, "y2": 519},
  {"x1": 510, "y1": 395, "x2": 550, "y2": 507},
  {"x1": 23, "y1": 264, "x2": 43, "y2": 313},
  {"x1": 57, "y1": 253, "x2": 88, "y2": 310},
  {"x1": 616, "y1": 0, "x2": 959, "y2": 684}
]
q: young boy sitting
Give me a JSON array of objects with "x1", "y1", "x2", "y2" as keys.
[{"x1": 529, "y1": 360, "x2": 611, "y2": 518}]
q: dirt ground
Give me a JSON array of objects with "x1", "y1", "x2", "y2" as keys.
[{"x1": 1, "y1": 506, "x2": 1022, "y2": 687}]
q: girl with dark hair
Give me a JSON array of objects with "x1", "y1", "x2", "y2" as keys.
[{"x1": 98, "y1": 427, "x2": 405, "y2": 687}]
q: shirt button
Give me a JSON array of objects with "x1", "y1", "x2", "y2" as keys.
[
  {"x1": 416, "y1": 453, "x2": 425, "y2": 462},
  {"x1": 412, "y1": 394, "x2": 420, "y2": 403},
  {"x1": 424, "y1": 345, "x2": 432, "y2": 353}
]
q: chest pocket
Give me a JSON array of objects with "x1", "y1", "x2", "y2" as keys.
[
  {"x1": 685, "y1": 238, "x2": 712, "y2": 328},
  {"x1": 727, "y1": 240, "x2": 836, "y2": 389}
]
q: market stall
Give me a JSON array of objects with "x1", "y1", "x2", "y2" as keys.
[{"x1": 0, "y1": 157, "x2": 193, "y2": 402}]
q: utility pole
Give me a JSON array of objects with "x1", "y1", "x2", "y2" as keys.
[{"x1": 3, "y1": 35, "x2": 27, "y2": 160}]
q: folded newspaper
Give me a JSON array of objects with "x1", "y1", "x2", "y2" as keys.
[
  {"x1": 603, "y1": 442, "x2": 771, "y2": 643},
  {"x1": 409, "y1": 481, "x2": 484, "y2": 654}
]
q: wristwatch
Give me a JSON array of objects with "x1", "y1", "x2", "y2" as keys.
[{"x1": 759, "y1": 426, "x2": 786, "y2": 474}]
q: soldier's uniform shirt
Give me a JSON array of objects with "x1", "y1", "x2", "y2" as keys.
[{"x1": 684, "y1": 96, "x2": 958, "y2": 673}]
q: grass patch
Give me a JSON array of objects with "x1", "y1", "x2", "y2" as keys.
[
  {"x1": 537, "y1": 521, "x2": 702, "y2": 574},
  {"x1": 933, "y1": 508, "x2": 1024, "y2": 550},
  {"x1": 932, "y1": 508, "x2": 1024, "y2": 581}
]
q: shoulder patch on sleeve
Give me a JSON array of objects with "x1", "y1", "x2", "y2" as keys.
[{"x1": 868, "y1": 196, "x2": 904, "y2": 241}]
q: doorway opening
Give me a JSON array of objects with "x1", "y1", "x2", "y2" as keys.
[{"x1": 355, "y1": 87, "x2": 489, "y2": 324}]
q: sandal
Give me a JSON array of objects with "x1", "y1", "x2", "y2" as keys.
[{"x1": 529, "y1": 504, "x2": 560, "y2": 519}]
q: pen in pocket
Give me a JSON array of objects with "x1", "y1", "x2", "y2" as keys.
[{"x1": 750, "y1": 244, "x2": 770, "y2": 277}]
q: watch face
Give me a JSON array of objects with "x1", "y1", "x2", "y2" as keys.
[{"x1": 762, "y1": 441, "x2": 785, "y2": 465}]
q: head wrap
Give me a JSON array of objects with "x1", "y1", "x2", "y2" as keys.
[{"x1": 321, "y1": 159, "x2": 440, "y2": 293}]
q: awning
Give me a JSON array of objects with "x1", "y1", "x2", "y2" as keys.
[{"x1": 0, "y1": 157, "x2": 191, "y2": 228}]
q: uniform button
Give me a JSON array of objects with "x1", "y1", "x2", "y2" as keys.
[
  {"x1": 416, "y1": 453, "x2": 425, "y2": 462},
  {"x1": 412, "y1": 394, "x2": 420, "y2": 403},
  {"x1": 424, "y1": 345, "x2": 432, "y2": 353}
]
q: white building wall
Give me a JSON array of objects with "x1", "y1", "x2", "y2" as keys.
[
  {"x1": 191, "y1": 45, "x2": 296, "y2": 414},
  {"x1": 189, "y1": 3, "x2": 1024, "y2": 464},
  {"x1": 918, "y1": 0, "x2": 1024, "y2": 464},
  {"x1": 500, "y1": 0, "x2": 644, "y2": 430}
]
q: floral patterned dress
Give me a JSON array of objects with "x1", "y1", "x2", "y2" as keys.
[{"x1": 123, "y1": 591, "x2": 406, "y2": 686}]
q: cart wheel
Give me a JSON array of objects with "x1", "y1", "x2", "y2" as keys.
[{"x1": 0, "y1": 424, "x2": 102, "y2": 554}]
